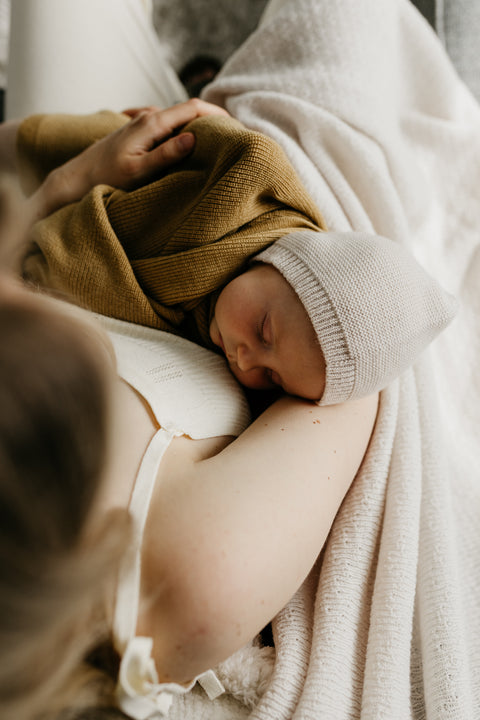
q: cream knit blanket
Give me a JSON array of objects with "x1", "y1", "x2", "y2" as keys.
[{"x1": 177, "y1": 1, "x2": 480, "y2": 718}]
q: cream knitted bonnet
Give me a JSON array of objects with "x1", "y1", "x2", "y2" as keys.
[{"x1": 255, "y1": 231, "x2": 458, "y2": 405}]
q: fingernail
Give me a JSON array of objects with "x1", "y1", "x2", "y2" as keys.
[{"x1": 177, "y1": 133, "x2": 195, "y2": 151}]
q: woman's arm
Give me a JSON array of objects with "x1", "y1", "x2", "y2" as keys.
[
  {"x1": 139, "y1": 392, "x2": 379, "y2": 683},
  {"x1": 1, "y1": 99, "x2": 228, "y2": 225}
]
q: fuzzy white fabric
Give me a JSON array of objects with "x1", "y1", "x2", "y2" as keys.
[{"x1": 196, "y1": 0, "x2": 480, "y2": 717}]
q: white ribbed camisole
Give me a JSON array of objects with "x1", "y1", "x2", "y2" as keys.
[{"x1": 94, "y1": 315, "x2": 251, "y2": 719}]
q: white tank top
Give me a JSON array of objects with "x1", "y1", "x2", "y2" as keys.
[{"x1": 94, "y1": 315, "x2": 251, "y2": 719}]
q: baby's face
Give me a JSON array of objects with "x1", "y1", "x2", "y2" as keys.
[{"x1": 209, "y1": 263, "x2": 325, "y2": 401}]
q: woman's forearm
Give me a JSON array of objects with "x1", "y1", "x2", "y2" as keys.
[
  {"x1": 140, "y1": 392, "x2": 379, "y2": 683},
  {"x1": 0, "y1": 116, "x2": 110, "y2": 225},
  {"x1": 25, "y1": 159, "x2": 94, "y2": 225}
]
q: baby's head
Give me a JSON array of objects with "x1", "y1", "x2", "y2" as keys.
[
  {"x1": 210, "y1": 231, "x2": 458, "y2": 404},
  {"x1": 209, "y1": 260, "x2": 326, "y2": 400}
]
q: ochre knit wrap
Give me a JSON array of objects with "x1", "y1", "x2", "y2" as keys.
[{"x1": 18, "y1": 112, "x2": 326, "y2": 346}]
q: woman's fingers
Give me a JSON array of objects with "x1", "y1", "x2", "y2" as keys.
[
  {"x1": 153, "y1": 98, "x2": 230, "y2": 133},
  {"x1": 87, "y1": 99, "x2": 229, "y2": 190},
  {"x1": 123, "y1": 99, "x2": 229, "y2": 147},
  {"x1": 121, "y1": 106, "x2": 157, "y2": 119},
  {"x1": 114, "y1": 100, "x2": 229, "y2": 185},
  {"x1": 128, "y1": 132, "x2": 196, "y2": 183}
]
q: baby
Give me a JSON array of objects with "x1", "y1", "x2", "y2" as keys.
[
  {"x1": 210, "y1": 230, "x2": 457, "y2": 405},
  {"x1": 17, "y1": 111, "x2": 456, "y2": 405}
]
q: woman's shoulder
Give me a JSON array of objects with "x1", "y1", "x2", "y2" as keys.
[{"x1": 94, "y1": 314, "x2": 251, "y2": 440}]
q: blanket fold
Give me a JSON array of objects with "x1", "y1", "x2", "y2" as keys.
[{"x1": 19, "y1": 113, "x2": 326, "y2": 346}]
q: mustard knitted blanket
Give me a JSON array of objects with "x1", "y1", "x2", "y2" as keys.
[{"x1": 19, "y1": 112, "x2": 325, "y2": 346}]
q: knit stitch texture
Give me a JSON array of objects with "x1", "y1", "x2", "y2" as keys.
[{"x1": 19, "y1": 112, "x2": 325, "y2": 346}]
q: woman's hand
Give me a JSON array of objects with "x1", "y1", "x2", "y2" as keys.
[
  {"x1": 26, "y1": 99, "x2": 229, "y2": 224},
  {"x1": 87, "y1": 99, "x2": 230, "y2": 190}
]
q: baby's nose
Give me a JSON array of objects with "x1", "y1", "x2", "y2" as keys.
[{"x1": 236, "y1": 343, "x2": 258, "y2": 372}]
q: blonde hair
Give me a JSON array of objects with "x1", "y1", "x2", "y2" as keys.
[{"x1": 0, "y1": 276, "x2": 129, "y2": 718}]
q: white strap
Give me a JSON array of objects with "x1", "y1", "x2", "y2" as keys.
[
  {"x1": 113, "y1": 427, "x2": 174, "y2": 651},
  {"x1": 113, "y1": 426, "x2": 226, "y2": 718}
]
